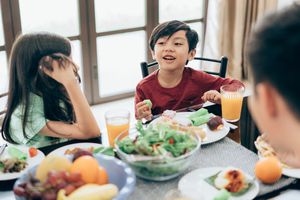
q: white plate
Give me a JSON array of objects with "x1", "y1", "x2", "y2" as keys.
[
  {"x1": 48, "y1": 142, "x2": 104, "y2": 157},
  {"x1": 151, "y1": 112, "x2": 230, "y2": 145},
  {"x1": 0, "y1": 144, "x2": 45, "y2": 181},
  {"x1": 257, "y1": 153, "x2": 300, "y2": 179},
  {"x1": 178, "y1": 167, "x2": 259, "y2": 200}
]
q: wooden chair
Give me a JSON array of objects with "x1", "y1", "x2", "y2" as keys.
[{"x1": 140, "y1": 56, "x2": 228, "y2": 78}]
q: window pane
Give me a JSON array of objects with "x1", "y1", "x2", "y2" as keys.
[
  {"x1": 70, "y1": 40, "x2": 84, "y2": 89},
  {"x1": 0, "y1": 51, "x2": 8, "y2": 111},
  {"x1": 95, "y1": 0, "x2": 146, "y2": 32},
  {"x1": 97, "y1": 31, "x2": 146, "y2": 97},
  {"x1": 159, "y1": 0, "x2": 204, "y2": 22},
  {"x1": 19, "y1": 0, "x2": 79, "y2": 37},
  {"x1": 0, "y1": 4, "x2": 4, "y2": 45},
  {"x1": 187, "y1": 22, "x2": 203, "y2": 70}
]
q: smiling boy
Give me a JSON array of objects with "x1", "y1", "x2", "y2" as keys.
[{"x1": 135, "y1": 20, "x2": 243, "y2": 120}]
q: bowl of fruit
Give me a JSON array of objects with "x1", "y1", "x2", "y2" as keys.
[
  {"x1": 13, "y1": 151, "x2": 135, "y2": 200},
  {"x1": 115, "y1": 122, "x2": 201, "y2": 181}
]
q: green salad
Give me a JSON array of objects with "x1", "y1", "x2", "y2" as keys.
[
  {"x1": 117, "y1": 121, "x2": 198, "y2": 158},
  {"x1": 116, "y1": 121, "x2": 199, "y2": 180}
]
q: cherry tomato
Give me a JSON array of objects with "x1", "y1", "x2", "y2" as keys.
[{"x1": 29, "y1": 147, "x2": 38, "y2": 157}]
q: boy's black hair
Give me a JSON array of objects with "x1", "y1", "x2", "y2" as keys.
[
  {"x1": 247, "y1": 3, "x2": 300, "y2": 119},
  {"x1": 149, "y1": 20, "x2": 199, "y2": 52}
]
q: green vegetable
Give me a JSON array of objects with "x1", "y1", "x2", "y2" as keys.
[
  {"x1": 7, "y1": 146, "x2": 27, "y2": 160},
  {"x1": 143, "y1": 99, "x2": 152, "y2": 109},
  {"x1": 188, "y1": 108, "x2": 209, "y2": 119},
  {"x1": 0, "y1": 161, "x2": 4, "y2": 172},
  {"x1": 213, "y1": 189, "x2": 231, "y2": 200},
  {"x1": 190, "y1": 114, "x2": 212, "y2": 126},
  {"x1": 93, "y1": 146, "x2": 115, "y2": 157}
]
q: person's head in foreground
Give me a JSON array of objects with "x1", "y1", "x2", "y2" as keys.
[
  {"x1": 149, "y1": 20, "x2": 199, "y2": 72},
  {"x1": 247, "y1": 3, "x2": 300, "y2": 167}
]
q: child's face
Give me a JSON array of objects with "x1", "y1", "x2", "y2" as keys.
[{"x1": 151, "y1": 30, "x2": 195, "y2": 72}]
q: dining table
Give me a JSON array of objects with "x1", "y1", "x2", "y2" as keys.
[{"x1": 1, "y1": 90, "x2": 299, "y2": 199}]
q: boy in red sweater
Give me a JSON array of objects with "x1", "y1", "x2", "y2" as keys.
[{"x1": 135, "y1": 20, "x2": 243, "y2": 120}]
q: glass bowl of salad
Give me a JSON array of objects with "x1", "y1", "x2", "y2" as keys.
[{"x1": 115, "y1": 122, "x2": 201, "y2": 181}]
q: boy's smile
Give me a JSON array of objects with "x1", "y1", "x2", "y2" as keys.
[{"x1": 152, "y1": 30, "x2": 195, "y2": 72}]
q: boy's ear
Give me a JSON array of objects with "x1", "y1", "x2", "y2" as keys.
[
  {"x1": 151, "y1": 50, "x2": 156, "y2": 60},
  {"x1": 256, "y1": 83, "x2": 278, "y2": 118},
  {"x1": 188, "y1": 49, "x2": 196, "y2": 61}
]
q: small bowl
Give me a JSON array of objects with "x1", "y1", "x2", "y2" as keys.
[
  {"x1": 14, "y1": 154, "x2": 136, "y2": 200},
  {"x1": 115, "y1": 129, "x2": 201, "y2": 181}
]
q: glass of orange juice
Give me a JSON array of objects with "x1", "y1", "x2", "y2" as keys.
[
  {"x1": 105, "y1": 109, "x2": 130, "y2": 146},
  {"x1": 221, "y1": 84, "x2": 245, "y2": 122}
]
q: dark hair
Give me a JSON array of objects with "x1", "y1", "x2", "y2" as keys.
[
  {"x1": 149, "y1": 20, "x2": 199, "y2": 52},
  {"x1": 247, "y1": 3, "x2": 300, "y2": 119},
  {"x1": 1, "y1": 32, "x2": 79, "y2": 143}
]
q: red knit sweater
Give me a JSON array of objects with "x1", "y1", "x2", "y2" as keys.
[{"x1": 135, "y1": 67, "x2": 244, "y2": 117}]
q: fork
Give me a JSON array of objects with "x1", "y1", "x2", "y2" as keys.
[{"x1": 0, "y1": 143, "x2": 7, "y2": 158}]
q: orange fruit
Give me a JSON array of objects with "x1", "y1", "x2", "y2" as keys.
[
  {"x1": 70, "y1": 155, "x2": 99, "y2": 183},
  {"x1": 95, "y1": 166, "x2": 109, "y2": 185},
  {"x1": 255, "y1": 157, "x2": 282, "y2": 184}
]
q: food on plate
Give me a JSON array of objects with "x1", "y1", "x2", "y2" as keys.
[
  {"x1": 143, "y1": 99, "x2": 152, "y2": 109},
  {"x1": 73, "y1": 149, "x2": 94, "y2": 161},
  {"x1": 64, "y1": 146, "x2": 115, "y2": 157},
  {"x1": 206, "y1": 167, "x2": 252, "y2": 195},
  {"x1": 155, "y1": 117, "x2": 206, "y2": 141},
  {"x1": 207, "y1": 116, "x2": 224, "y2": 131},
  {"x1": 190, "y1": 114, "x2": 212, "y2": 126},
  {"x1": 29, "y1": 147, "x2": 38, "y2": 157},
  {"x1": 65, "y1": 147, "x2": 94, "y2": 155},
  {"x1": 162, "y1": 109, "x2": 177, "y2": 119},
  {"x1": 57, "y1": 183, "x2": 118, "y2": 200},
  {"x1": 14, "y1": 154, "x2": 118, "y2": 200},
  {"x1": 255, "y1": 157, "x2": 282, "y2": 184},
  {"x1": 188, "y1": 108, "x2": 212, "y2": 126},
  {"x1": 0, "y1": 158, "x2": 27, "y2": 173},
  {"x1": 35, "y1": 155, "x2": 72, "y2": 182},
  {"x1": 213, "y1": 188, "x2": 231, "y2": 200},
  {"x1": 0, "y1": 146, "x2": 28, "y2": 173},
  {"x1": 7, "y1": 146, "x2": 27, "y2": 160},
  {"x1": 254, "y1": 135, "x2": 289, "y2": 168},
  {"x1": 188, "y1": 108, "x2": 209, "y2": 119},
  {"x1": 254, "y1": 136, "x2": 276, "y2": 158}
]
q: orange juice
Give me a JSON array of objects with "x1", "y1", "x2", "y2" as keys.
[
  {"x1": 106, "y1": 117, "x2": 129, "y2": 146},
  {"x1": 221, "y1": 95, "x2": 243, "y2": 122},
  {"x1": 221, "y1": 84, "x2": 245, "y2": 122}
]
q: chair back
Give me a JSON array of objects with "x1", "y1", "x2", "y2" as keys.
[{"x1": 140, "y1": 56, "x2": 228, "y2": 78}]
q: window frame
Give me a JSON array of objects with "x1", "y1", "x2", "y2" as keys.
[{"x1": 0, "y1": 0, "x2": 208, "y2": 105}]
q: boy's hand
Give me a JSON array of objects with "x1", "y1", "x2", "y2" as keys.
[
  {"x1": 201, "y1": 90, "x2": 221, "y2": 104},
  {"x1": 136, "y1": 101, "x2": 152, "y2": 121}
]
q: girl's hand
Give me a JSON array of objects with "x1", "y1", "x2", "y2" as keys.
[
  {"x1": 136, "y1": 101, "x2": 152, "y2": 121},
  {"x1": 40, "y1": 54, "x2": 79, "y2": 86},
  {"x1": 201, "y1": 90, "x2": 221, "y2": 104}
]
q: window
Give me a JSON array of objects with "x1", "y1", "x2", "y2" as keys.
[
  {"x1": 0, "y1": 4, "x2": 8, "y2": 112},
  {"x1": 0, "y1": 0, "x2": 207, "y2": 105}
]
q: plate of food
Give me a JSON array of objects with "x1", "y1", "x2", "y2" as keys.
[
  {"x1": 150, "y1": 109, "x2": 230, "y2": 145},
  {"x1": 178, "y1": 167, "x2": 259, "y2": 200},
  {"x1": 0, "y1": 144, "x2": 45, "y2": 181},
  {"x1": 48, "y1": 142, "x2": 114, "y2": 157},
  {"x1": 255, "y1": 136, "x2": 300, "y2": 178}
]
